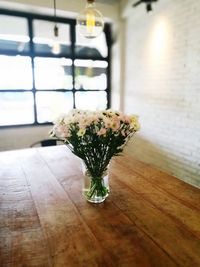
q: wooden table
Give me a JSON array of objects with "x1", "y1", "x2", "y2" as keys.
[{"x1": 0, "y1": 146, "x2": 200, "y2": 267}]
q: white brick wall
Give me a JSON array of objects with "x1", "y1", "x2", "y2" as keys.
[{"x1": 122, "y1": 0, "x2": 200, "y2": 187}]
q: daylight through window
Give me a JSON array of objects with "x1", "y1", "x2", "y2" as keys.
[{"x1": 0, "y1": 10, "x2": 111, "y2": 126}]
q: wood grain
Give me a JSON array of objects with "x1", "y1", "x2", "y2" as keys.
[
  {"x1": 0, "y1": 151, "x2": 51, "y2": 267},
  {"x1": 0, "y1": 146, "x2": 200, "y2": 267}
]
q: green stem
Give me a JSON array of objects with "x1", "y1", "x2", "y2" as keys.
[{"x1": 86, "y1": 178, "x2": 108, "y2": 200}]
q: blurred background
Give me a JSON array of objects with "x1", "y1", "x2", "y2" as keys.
[{"x1": 0, "y1": 0, "x2": 199, "y2": 188}]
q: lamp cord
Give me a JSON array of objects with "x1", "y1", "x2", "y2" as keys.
[
  {"x1": 53, "y1": 0, "x2": 58, "y2": 31},
  {"x1": 54, "y1": 0, "x2": 57, "y2": 19}
]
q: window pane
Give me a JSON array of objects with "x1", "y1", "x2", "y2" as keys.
[
  {"x1": 33, "y1": 20, "x2": 71, "y2": 55},
  {"x1": 36, "y1": 92, "x2": 73, "y2": 123},
  {"x1": 76, "y1": 26, "x2": 108, "y2": 58},
  {"x1": 0, "y1": 92, "x2": 34, "y2": 126},
  {"x1": 75, "y1": 91, "x2": 107, "y2": 110},
  {"x1": 34, "y1": 57, "x2": 73, "y2": 89},
  {"x1": 0, "y1": 15, "x2": 29, "y2": 52},
  {"x1": 75, "y1": 60, "x2": 107, "y2": 90},
  {"x1": 0, "y1": 55, "x2": 32, "y2": 90},
  {"x1": 0, "y1": 15, "x2": 30, "y2": 52}
]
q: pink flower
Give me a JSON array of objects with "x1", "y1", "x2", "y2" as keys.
[
  {"x1": 111, "y1": 120, "x2": 120, "y2": 131},
  {"x1": 104, "y1": 118, "x2": 112, "y2": 129},
  {"x1": 97, "y1": 128, "x2": 107, "y2": 136},
  {"x1": 119, "y1": 114, "x2": 131, "y2": 124},
  {"x1": 55, "y1": 125, "x2": 70, "y2": 138}
]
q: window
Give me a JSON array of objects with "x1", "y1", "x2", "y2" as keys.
[{"x1": 0, "y1": 9, "x2": 111, "y2": 127}]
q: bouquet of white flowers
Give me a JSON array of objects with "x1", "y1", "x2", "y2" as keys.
[{"x1": 50, "y1": 109, "x2": 140, "y2": 203}]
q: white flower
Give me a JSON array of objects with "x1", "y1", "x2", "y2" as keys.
[
  {"x1": 50, "y1": 109, "x2": 140, "y2": 144},
  {"x1": 77, "y1": 128, "x2": 86, "y2": 137}
]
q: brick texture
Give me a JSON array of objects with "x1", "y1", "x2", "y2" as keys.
[{"x1": 123, "y1": 0, "x2": 200, "y2": 187}]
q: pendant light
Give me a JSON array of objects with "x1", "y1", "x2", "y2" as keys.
[
  {"x1": 77, "y1": 0, "x2": 104, "y2": 39},
  {"x1": 52, "y1": 0, "x2": 61, "y2": 54}
]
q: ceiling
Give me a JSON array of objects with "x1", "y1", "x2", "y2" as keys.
[{"x1": 96, "y1": 0, "x2": 120, "y2": 5}]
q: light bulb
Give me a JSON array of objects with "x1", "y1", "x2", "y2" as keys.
[
  {"x1": 52, "y1": 40, "x2": 61, "y2": 54},
  {"x1": 77, "y1": 0, "x2": 104, "y2": 39},
  {"x1": 52, "y1": 24, "x2": 61, "y2": 54}
]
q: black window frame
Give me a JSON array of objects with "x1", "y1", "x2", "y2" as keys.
[{"x1": 0, "y1": 8, "x2": 111, "y2": 128}]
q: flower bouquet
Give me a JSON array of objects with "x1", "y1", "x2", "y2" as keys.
[{"x1": 50, "y1": 109, "x2": 140, "y2": 203}]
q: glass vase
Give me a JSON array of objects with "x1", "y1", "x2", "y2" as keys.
[{"x1": 81, "y1": 161, "x2": 109, "y2": 203}]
